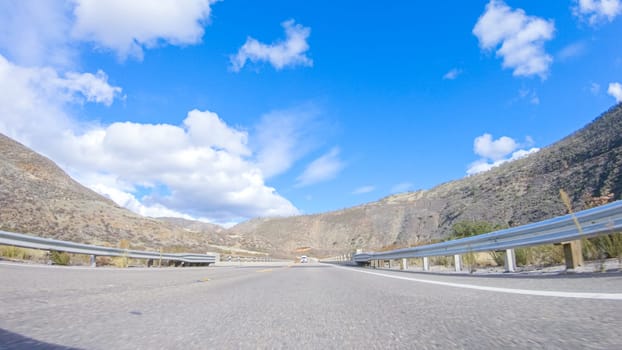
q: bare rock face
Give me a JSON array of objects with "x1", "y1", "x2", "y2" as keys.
[
  {"x1": 1, "y1": 104, "x2": 621, "y2": 258},
  {"x1": 230, "y1": 104, "x2": 622, "y2": 257}
]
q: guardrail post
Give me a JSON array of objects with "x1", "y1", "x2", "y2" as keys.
[
  {"x1": 388, "y1": 259, "x2": 392, "y2": 269},
  {"x1": 402, "y1": 258, "x2": 407, "y2": 270},
  {"x1": 563, "y1": 240, "x2": 584, "y2": 270},
  {"x1": 454, "y1": 254, "x2": 462, "y2": 272},
  {"x1": 90, "y1": 255, "x2": 96, "y2": 267},
  {"x1": 423, "y1": 257, "x2": 429, "y2": 271},
  {"x1": 504, "y1": 249, "x2": 516, "y2": 272}
]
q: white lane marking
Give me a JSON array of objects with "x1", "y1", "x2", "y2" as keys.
[{"x1": 332, "y1": 265, "x2": 622, "y2": 300}]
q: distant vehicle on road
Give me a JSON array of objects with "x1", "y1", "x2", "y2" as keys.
[{"x1": 300, "y1": 255, "x2": 308, "y2": 263}]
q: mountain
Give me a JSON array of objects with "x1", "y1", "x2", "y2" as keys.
[
  {"x1": 229, "y1": 104, "x2": 622, "y2": 257},
  {"x1": 2, "y1": 104, "x2": 621, "y2": 258},
  {"x1": 0, "y1": 134, "x2": 218, "y2": 253}
]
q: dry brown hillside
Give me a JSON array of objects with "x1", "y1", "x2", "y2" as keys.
[
  {"x1": 2, "y1": 104, "x2": 621, "y2": 259},
  {"x1": 0, "y1": 134, "x2": 220, "y2": 253}
]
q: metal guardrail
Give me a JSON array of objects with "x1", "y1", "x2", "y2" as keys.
[
  {"x1": 0, "y1": 230, "x2": 216, "y2": 264},
  {"x1": 353, "y1": 200, "x2": 622, "y2": 263}
]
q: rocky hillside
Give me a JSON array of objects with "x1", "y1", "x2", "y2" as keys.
[
  {"x1": 2, "y1": 104, "x2": 621, "y2": 258},
  {"x1": 230, "y1": 104, "x2": 622, "y2": 257},
  {"x1": 0, "y1": 134, "x2": 223, "y2": 253}
]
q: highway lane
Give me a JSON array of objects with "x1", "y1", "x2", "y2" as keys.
[{"x1": 1, "y1": 262, "x2": 621, "y2": 349}]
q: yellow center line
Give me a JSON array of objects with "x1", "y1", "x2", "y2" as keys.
[{"x1": 257, "y1": 269, "x2": 273, "y2": 273}]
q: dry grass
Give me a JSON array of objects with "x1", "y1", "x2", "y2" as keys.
[
  {"x1": 0, "y1": 245, "x2": 47, "y2": 262},
  {"x1": 515, "y1": 244, "x2": 565, "y2": 267}
]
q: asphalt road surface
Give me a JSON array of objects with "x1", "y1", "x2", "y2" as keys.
[{"x1": 1, "y1": 262, "x2": 621, "y2": 349}]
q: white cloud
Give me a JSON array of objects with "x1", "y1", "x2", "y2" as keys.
[
  {"x1": 473, "y1": 0, "x2": 555, "y2": 79},
  {"x1": 0, "y1": 0, "x2": 75, "y2": 67},
  {"x1": 352, "y1": 186, "x2": 375, "y2": 195},
  {"x1": 517, "y1": 88, "x2": 540, "y2": 105},
  {"x1": 71, "y1": 0, "x2": 216, "y2": 60},
  {"x1": 62, "y1": 70, "x2": 124, "y2": 106},
  {"x1": 574, "y1": 0, "x2": 622, "y2": 24},
  {"x1": 0, "y1": 54, "x2": 121, "y2": 146},
  {"x1": 184, "y1": 109, "x2": 251, "y2": 156},
  {"x1": 467, "y1": 148, "x2": 540, "y2": 175},
  {"x1": 443, "y1": 68, "x2": 462, "y2": 80},
  {"x1": 608, "y1": 82, "x2": 622, "y2": 102},
  {"x1": 0, "y1": 54, "x2": 300, "y2": 225},
  {"x1": 0, "y1": 1, "x2": 217, "y2": 66},
  {"x1": 557, "y1": 42, "x2": 586, "y2": 61},
  {"x1": 252, "y1": 106, "x2": 324, "y2": 178},
  {"x1": 71, "y1": 114, "x2": 300, "y2": 222},
  {"x1": 296, "y1": 147, "x2": 344, "y2": 187},
  {"x1": 230, "y1": 19, "x2": 313, "y2": 72},
  {"x1": 473, "y1": 133, "x2": 518, "y2": 161},
  {"x1": 468, "y1": 133, "x2": 539, "y2": 175}
]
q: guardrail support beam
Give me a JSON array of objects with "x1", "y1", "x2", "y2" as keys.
[
  {"x1": 563, "y1": 240, "x2": 584, "y2": 270},
  {"x1": 504, "y1": 249, "x2": 516, "y2": 272},
  {"x1": 402, "y1": 258, "x2": 407, "y2": 270},
  {"x1": 423, "y1": 257, "x2": 429, "y2": 271},
  {"x1": 454, "y1": 254, "x2": 461, "y2": 272},
  {"x1": 90, "y1": 255, "x2": 96, "y2": 267}
]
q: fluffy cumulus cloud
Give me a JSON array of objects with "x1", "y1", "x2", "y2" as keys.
[
  {"x1": 0, "y1": 0, "x2": 217, "y2": 65},
  {"x1": 0, "y1": 0, "x2": 75, "y2": 67},
  {"x1": 296, "y1": 147, "x2": 344, "y2": 187},
  {"x1": 473, "y1": 0, "x2": 555, "y2": 79},
  {"x1": 230, "y1": 19, "x2": 313, "y2": 72},
  {"x1": 574, "y1": 0, "x2": 622, "y2": 24},
  {"x1": 609, "y1": 82, "x2": 622, "y2": 102},
  {"x1": 0, "y1": 55, "x2": 301, "y2": 224},
  {"x1": 71, "y1": 0, "x2": 216, "y2": 60},
  {"x1": 0, "y1": 54, "x2": 121, "y2": 146},
  {"x1": 473, "y1": 133, "x2": 518, "y2": 160},
  {"x1": 467, "y1": 133, "x2": 539, "y2": 175}
]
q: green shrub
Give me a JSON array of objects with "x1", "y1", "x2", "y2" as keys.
[
  {"x1": 50, "y1": 251, "x2": 70, "y2": 265},
  {"x1": 451, "y1": 221, "x2": 506, "y2": 240}
]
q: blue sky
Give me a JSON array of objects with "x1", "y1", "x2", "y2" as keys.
[{"x1": 1, "y1": 0, "x2": 621, "y2": 226}]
